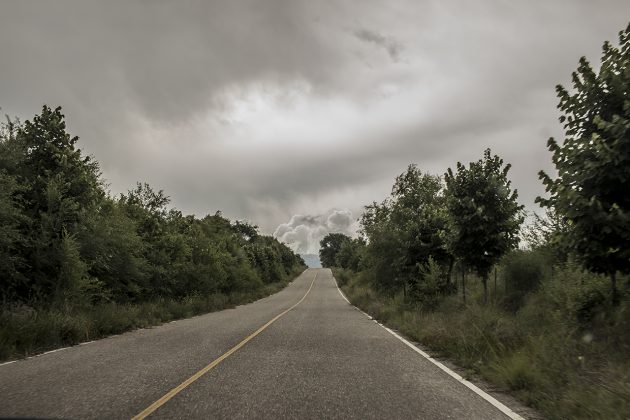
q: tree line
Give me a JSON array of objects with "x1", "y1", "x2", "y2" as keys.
[
  {"x1": 321, "y1": 22, "x2": 630, "y2": 307},
  {"x1": 320, "y1": 150, "x2": 524, "y2": 305},
  {"x1": 0, "y1": 106, "x2": 305, "y2": 308}
]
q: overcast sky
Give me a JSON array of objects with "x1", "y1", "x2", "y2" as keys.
[{"x1": 1, "y1": 1, "x2": 629, "y2": 253}]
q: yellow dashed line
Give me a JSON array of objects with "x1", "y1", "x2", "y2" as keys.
[{"x1": 131, "y1": 271, "x2": 318, "y2": 419}]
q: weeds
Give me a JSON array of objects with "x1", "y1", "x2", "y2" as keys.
[
  {"x1": 336, "y1": 263, "x2": 630, "y2": 419},
  {"x1": 0, "y1": 273, "x2": 297, "y2": 362}
]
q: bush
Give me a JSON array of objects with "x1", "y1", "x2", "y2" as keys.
[
  {"x1": 501, "y1": 250, "x2": 547, "y2": 310},
  {"x1": 538, "y1": 262, "x2": 613, "y2": 327},
  {"x1": 0, "y1": 271, "x2": 298, "y2": 362},
  {"x1": 332, "y1": 267, "x2": 353, "y2": 287},
  {"x1": 339, "y1": 264, "x2": 630, "y2": 419}
]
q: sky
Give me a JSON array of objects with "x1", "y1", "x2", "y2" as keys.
[{"x1": 1, "y1": 1, "x2": 629, "y2": 254}]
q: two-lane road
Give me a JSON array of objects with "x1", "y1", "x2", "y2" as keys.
[{"x1": 0, "y1": 269, "x2": 524, "y2": 419}]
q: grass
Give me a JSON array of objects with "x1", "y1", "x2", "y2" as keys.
[
  {"x1": 0, "y1": 272, "x2": 300, "y2": 362},
  {"x1": 335, "y1": 263, "x2": 630, "y2": 420}
]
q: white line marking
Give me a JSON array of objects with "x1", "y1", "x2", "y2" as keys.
[
  {"x1": 336, "y1": 283, "x2": 351, "y2": 304},
  {"x1": 40, "y1": 347, "x2": 67, "y2": 356},
  {"x1": 332, "y1": 273, "x2": 525, "y2": 420},
  {"x1": 0, "y1": 345, "x2": 73, "y2": 367},
  {"x1": 0, "y1": 273, "x2": 309, "y2": 368}
]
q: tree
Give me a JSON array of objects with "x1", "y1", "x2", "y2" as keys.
[
  {"x1": 445, "y1": 149, "x2": 524, "y2": 303},
  {"x1": 319, "y1": 233, "x2": 351, "y2": 268},
  {"x1": 335, "y1": 238, "x2": 365, "y2": 271},
  {"x1": 78, "y1": 198, "x2": 149, "y2": 301},
  {"x1": 522, "y1": 209, "x2": 571, "y2": 264},
  {"x1": 17, "y1": 106, "x2": 104, "y2": 223},
  {"x1": 389, "y1": 166, "x2": 452, "y2": 291},
  {"x1": 232, "y1": 220, "x2": 259, "y2": 241},
  {"x1": 537, "y1": 23, "x2": 630, "y2": 304},
  {"x1": 359, "y1": 165, "x2": 453, "y2": 298},
  {"x1": 0, "y1": 106, "x2": 105, "y2": 301},
  {"x1": 0, "y1": 105, "x2": 306, "y2": 309},
  {"x1": 0, "y1": 171, "x2": 27, "y2": 301}
]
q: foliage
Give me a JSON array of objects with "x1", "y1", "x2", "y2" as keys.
[
  {"x1": 0, "y1": 106, "x2": 305, "y2": 316},
  {"x1": 339, "y1": 259, "x2": 630, "y2": 419},
  {"x1": 330, "y1": 23, "x2": 630, "y2": 420},
  {"x1": 522, "y1": 209, "x2": 571, "y2": 264},
  {"x1": 319, "y1": 233, "x2": 352, "y2": 268},
  {"x1": 0, "y1": 278, "x2": 294, "y2": 361},
  {"x1": 335, "y1": 237, "x2": 365, "y2": 271},
  {"x1": 500, "y1": 250, "x2": 547, "y2": 311},
  {"x1": 445, "y1": 149, "x2": 524, "y2": 302},
  {"x1": 359, "y1": 165, "x2": 453, "y2": 299},
  {"x1": 0, "y1": 170, "x2": 28, "y2": 300},
  {"x1": 538, "y1": 23, "x2": 630, "y2": 303}
]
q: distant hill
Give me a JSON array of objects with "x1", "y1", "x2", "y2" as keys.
[{"x1": 300, "y1": 254, "x2": 322, "y2": 268}]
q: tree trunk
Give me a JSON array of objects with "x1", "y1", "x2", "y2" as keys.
[
  {"x1": 494, "y1": 266, "x2": 497, "y2": 294},
  {"x1": 505, "y1": 269, "x2": 508, "y2": 294},
  {"x1": 611, "y1": 272, "x2": 619, "y2": 306},
  {"x1": 447, "y1": 257, "x2": 454, "y2": 289},
  {"x1": 482, "y1": 274, "x2": 488, "y2": 304},
  {"x1": 462, "y1": 268, "x2": 466, "y2": 304}
]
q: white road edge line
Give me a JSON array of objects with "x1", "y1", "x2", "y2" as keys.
[
  {"x1": 0, "y1": 336, "x2": 107, "y2": 368},
  {"x1": 0, "y1": 272, "x2": 310, "y2": 369},
  {"x1": 0, "y1": 345, "x2": 73, "y2": 367},
  {"x1": 333, "y1": 275, "x2": 525, "y2": 420}
]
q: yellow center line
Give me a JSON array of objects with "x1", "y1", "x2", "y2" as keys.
[{"x1": 131, "y1": 271, "x2": 318, "y2": 420}]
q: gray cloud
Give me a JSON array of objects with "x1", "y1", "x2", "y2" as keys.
[
  {"x1": 274, "y1": 209, "x2": 357, "y2": 254},
  {"x1": 1, "y1": 1, "x2": 629, "y2": 243},
  {"x1": 354, "y1": 28, "x2": 403, "y2": 62}
]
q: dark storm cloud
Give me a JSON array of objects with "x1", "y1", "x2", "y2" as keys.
[
  {"x1": 0, "y1": 1, "x2": 337, "y2": 122},
  {"x1": 1, "y1": 1, "x2": 629, "y2": 244},
  {"x1": 354, "y1": 28, "x2": 403, "y2": 62}
]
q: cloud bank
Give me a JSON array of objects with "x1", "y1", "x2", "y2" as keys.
[
  {"x1": 2, "y1": 1, "x2": 630, "y2": 236},
  {"x1": 274, "y1": 209, "x2": 358, "y2": 254}
]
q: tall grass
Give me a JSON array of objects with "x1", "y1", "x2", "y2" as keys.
[
  {"x1": 336, "y1": 260, "x2": 630, "y2": 419},
  {"x1": 0, "y1": 271, "x2": 300, "y2": 362}
]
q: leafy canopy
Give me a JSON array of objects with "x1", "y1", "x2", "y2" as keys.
[
  {"x1": 319, "y1": 233, "x2": 352, "y2": 268},
  {"x1": 538, "y1": 23, "x2": 630, "y2": 278},
  {"x1": 359, "y1": 165, "x2": 452, "y2": 295},
  {"x1": 445, "y1": 149, "x2": 524, "y2": 283},
  {"x1": 0, "y1": 106, "x2": 305, "y2": 305}
]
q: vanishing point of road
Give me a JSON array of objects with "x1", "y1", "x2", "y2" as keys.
[{"x1": 0, "y1": 268, "x2": 526, "y2": 419}]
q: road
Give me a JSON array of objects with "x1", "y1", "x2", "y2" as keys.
[{"x1": 0, "y1": 268, "x2": 525, "y2": 419}]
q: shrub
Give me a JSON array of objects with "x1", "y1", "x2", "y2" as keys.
[{"x1": 501, "y1": 250, "x2": 547, "y2": 310}]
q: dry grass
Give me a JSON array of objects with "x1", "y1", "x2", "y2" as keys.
[
  {"x1": 336, "y1": 264, "x2": 630, "y2": 420},
  {"x1": 0, "y1": 277, "x2": 294, "y2": 362}
]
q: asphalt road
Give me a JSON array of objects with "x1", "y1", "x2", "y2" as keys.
[{"x1": 0, "y1": 268, "x2": 524, "y2": 419}]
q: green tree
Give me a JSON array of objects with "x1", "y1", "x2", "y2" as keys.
[
  {"x1": 78, "y1": 198, "x2": 149, "y2": 301},
  {"x1": 1, "y1": 106, "x2": 105, "y2": 301},
  {"x1": 335, "y1": 238, "x2": 365, "y2": 271},
  {"x1": 522, "y1": 209, "x2": 571, "y2": 264},
  {"x1": 360, "y1": 165, "x2": 452, "y2": 298},
  {"x1": 0, "y1": 171, "x2": 28, "y2": 301},
  {"x1": 390, "y1": 166, "x2": 452, "y2": 291},
  {"x1": 17, "y1": 106, "x2": 104, "y2": 223},
  {"x1": 232, "y1": 220, "x2": 259, "y2": 242},
  {"x1": 319, "y1": 233, "x2": 351, "y2": 268},
  {"x1": 445, "y1": 149, "x2": 524, "y2": 303},
  {"x1": 56, "y1": 230, "x2": 108, "y2": 308},
  {"x1": 538, "y1": 23, "x2": 630, "y2": 304},
  {"x1": 0, "y1": 105, "x2": 306, "y2": 308}
]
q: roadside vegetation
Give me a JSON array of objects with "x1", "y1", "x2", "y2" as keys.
[
  {"x1": 324, "y1": 24, "x2": 630, "y2": 419},
  {"x1": 0, "y1": 106, "x2": 305, "y2": 361}
]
